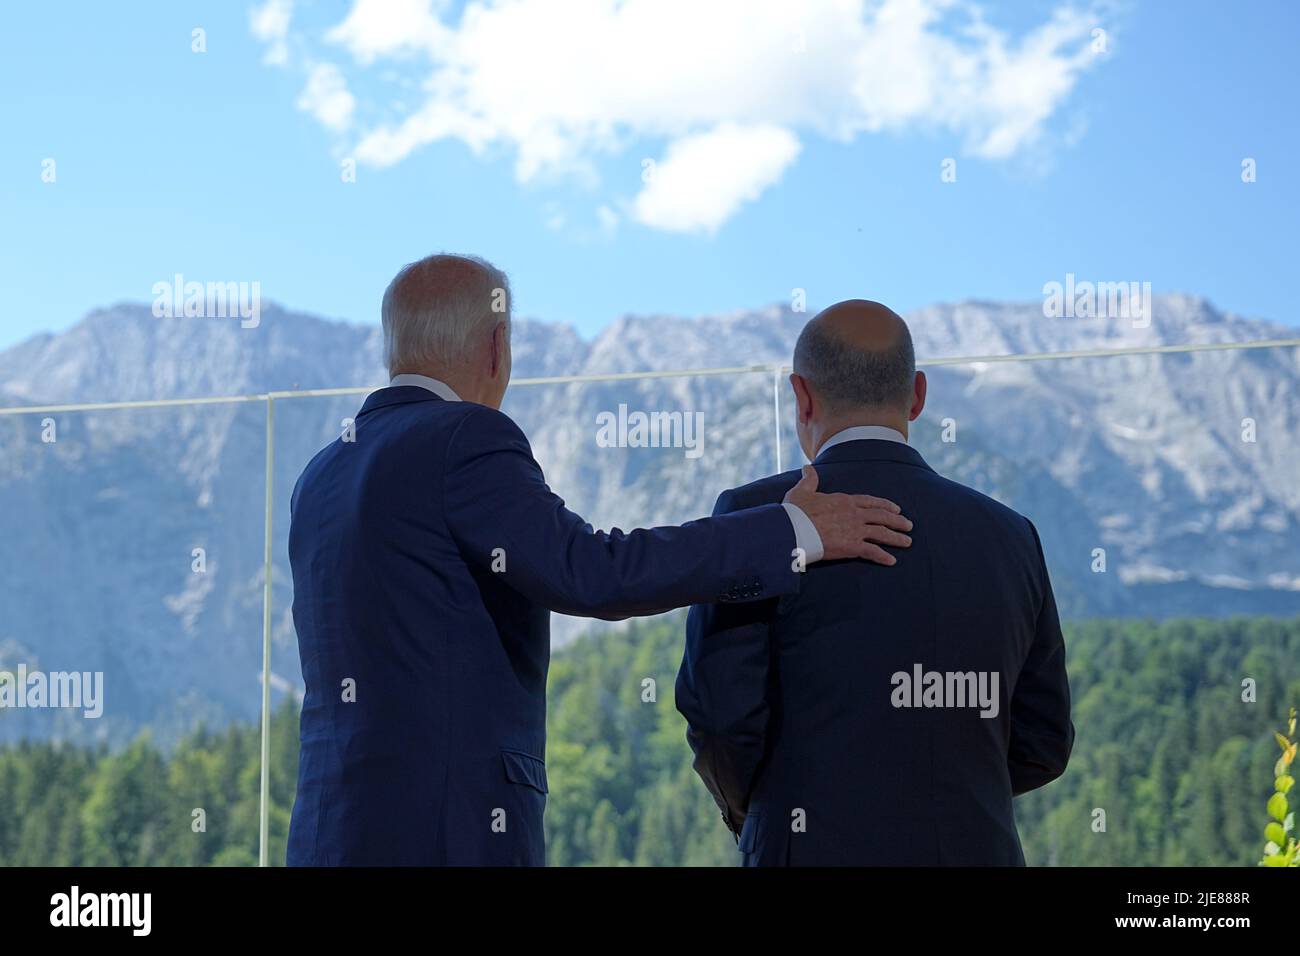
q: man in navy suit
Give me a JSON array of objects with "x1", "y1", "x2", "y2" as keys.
[
  {"x1": 286, "y1": 256, "x2": 914, "y2": 866},
  {"x1": 676, "y1": 300, "x2": 1073, "y2": 866}
]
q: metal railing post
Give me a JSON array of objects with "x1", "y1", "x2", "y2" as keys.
[
  {"x1": 771, "y1": 364, "x2": 784, "y2": 474},
  {"x1": 258, "y1": 394, "x2": 275, "y2": 867}
]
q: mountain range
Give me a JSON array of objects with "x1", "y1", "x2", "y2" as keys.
[{"x1": 1, "y1": 293, "x2": 1297, "y2": 745}]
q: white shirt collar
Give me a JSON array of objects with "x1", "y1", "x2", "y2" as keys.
[
  {"x1": 818, "y1": 424, "x2": 908, "y2": 455},
  {"x1": 389, "y1": 373, "x2": 461, "y2": 402}
]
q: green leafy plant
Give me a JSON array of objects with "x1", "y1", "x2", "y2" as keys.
[{"x1": 1261, "y1": 707, "x2": 1298, "y2": 867}]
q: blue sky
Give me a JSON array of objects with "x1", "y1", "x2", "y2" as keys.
[{"x1": 1, "y1": 0, "x2": 1296, "y2": 352}]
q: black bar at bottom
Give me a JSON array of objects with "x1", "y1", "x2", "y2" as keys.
[{"x1": 4, "y1": 865, "x2": 1294, "y2": 940}]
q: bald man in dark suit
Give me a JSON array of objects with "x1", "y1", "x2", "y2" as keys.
[{"x1": 677, "y1": 300, "x2": 1073, "y2": 866}]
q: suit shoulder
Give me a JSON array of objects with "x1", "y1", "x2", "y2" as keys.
[
  {"x1": 926, "y1": 471, "x2": 1037, "y2": 541},
  {"x1": 437, "y1": 399, "x2": 516, "y2": 430},
  {"x1": 714, "y1": 469, "x2": 804, "y2": 513},
  {"x1": 405, "y1": 399, "x2": 526, "y2": 443}
]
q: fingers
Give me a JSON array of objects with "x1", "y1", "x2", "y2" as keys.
[
  {"x1": 851, "y1": 494, "x2": 901, "y2": 514},
  {"x1": 862, "y1": 523, "x2": 912, "y2": 549},
  {"x1": 856, "y1": 542, "x2": 897, "y2": 566},
  {"x1": 817, "y1": 492, "x2": 908, "y2": 526},
  {"x1": 792, "y1": 476, "x2": 914, "y2": 564},
  {"x1": 820, "y1": 518, "x2": 912, "y2": 562},
  {"x1": 861, "y1": 508, "x2": 913, "y2": 534}
]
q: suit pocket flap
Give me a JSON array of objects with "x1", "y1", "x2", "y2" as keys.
[{"x1": 501, "y1": 750, "x2": 548, "y2": 793}]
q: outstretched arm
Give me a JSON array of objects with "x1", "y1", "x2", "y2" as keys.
[{"x1": 443, "y1": 405, "x2": 910, "y2": 620}]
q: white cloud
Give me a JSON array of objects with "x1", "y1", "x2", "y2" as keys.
[
  {"x1": 325, "y1": 0, "x2": 449, "y2": 63},
  {"x1": 252, "y1": 0, "x2": 1107, "y2": 231},
  {"x1": 634, "y1": 124, "x2": 801, "y2": 234},
  {"x1": 296, "y1": 63, "x2": 356, "y2": 131},
  {"x1": 249, "y1": 0, "x2": 293, "y2": 67}
]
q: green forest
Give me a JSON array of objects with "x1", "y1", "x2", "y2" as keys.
[{"x1": 1, "y1": 615, "x2": 1297, "y2": 866}]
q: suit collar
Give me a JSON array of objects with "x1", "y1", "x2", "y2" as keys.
[
  {"x1": 813, "y1": 437, "x2": 934, "y2": 472},
  {"x1": 389, "y1": 373, "x2": 461, "y2": 402},
  {"x1": 358, "y1": 385, "x2": 445, "y2": 416},
  {"x1": 819, "y1": 424, "x2": 908, "y2": 453}
]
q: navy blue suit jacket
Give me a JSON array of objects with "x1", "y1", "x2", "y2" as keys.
[
  {"x1": 286, "y1": 386, "x2": 800, "y2": 865},
  {"x1": 676, "y1": 438, "x2": 1073, "y2": 866}
]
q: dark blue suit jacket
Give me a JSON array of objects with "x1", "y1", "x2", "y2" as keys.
[
  {"x1": 286, "y1": 386, "x2": 799, "y2": 865},
  {"x1": 676, "y1": 437, "x2": 1073, "y2": 866}
]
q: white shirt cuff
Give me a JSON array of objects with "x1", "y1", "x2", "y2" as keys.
[{"x1": 781, "y1": 502, "x2": 824, "y2": 565}]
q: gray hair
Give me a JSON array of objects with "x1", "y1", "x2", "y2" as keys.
[
  {"x1": 381, "y1": 253, "x2": 510, "y2": 374},
  {"x1": 793, "y1": 318, "x2": 915, "y2": 412}
]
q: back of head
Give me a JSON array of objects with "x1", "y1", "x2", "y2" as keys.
[
  {"x1": 793, "y1": 300, "x2": 915, "y2": 417},
  {"x1": 381, "y1": 253, "x2": 510, "y2": 376}
]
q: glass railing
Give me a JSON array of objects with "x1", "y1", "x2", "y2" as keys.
[{"x1": 3, "y1": 338, "x2": 1300, "y2": 866}]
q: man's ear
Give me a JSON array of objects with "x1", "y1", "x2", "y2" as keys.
[
  {"x1": 490, "y1": 322, "x2": 508, "y2": 378},
  {"x1": 909, "y1": 370, "x2": 927, "y2": 421},
  {"x1": 790, "y1": 373, "x2": 815, "y2": 423}
]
